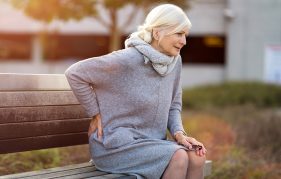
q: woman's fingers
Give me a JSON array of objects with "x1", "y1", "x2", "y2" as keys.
[
  {"x1": 88, "y1": 114, "x2": 103, "y2": 139},
  {"x1": 202, "y1": 145, "x2": 207, "y2": 155},
  {"x1": 182, "y1": 139, "x2": 193, "y2": 149},
  {"x1": 97, "y1": 114, "x2": 103, "y2": 140},
  {"x1": 187, "y1": 137, "x2": 207, "y2": 156},
  {"x1": 88, "y1": 118, "x2": 97, "y2": 137},
  {"x1": 197, "y1": 149, "x2": 203, "y2": 156},
  {"x1": 196, "y1": 149, "x2": 200, "y2": 156},
  {"x1": 197, "y1": 142, "x2": 207, "y2": 155},
  {"x1": 176, "y1": 135, "x2": 192, "y2": 149}
]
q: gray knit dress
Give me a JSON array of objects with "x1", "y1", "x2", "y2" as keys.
[{"x1": 65, "y1": 37, "x2": 186, "y2": 179}]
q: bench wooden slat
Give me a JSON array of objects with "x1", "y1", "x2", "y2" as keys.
[
  {"x1": 0, "y1": 132, "x2": 88, "y2": 154},
  {"x1": 0, "y1": 105, "x2": 87, "y2": 124},
  {"x1": 87, "y1": 174, "x2": 131, "y2": 179},
  {"x1": 0, "y1": 162, "x2": 132, "y2": 179},
  {"x1": 0, "y1": 73, "x2": 70, "y2": 91},
  {"x1": 0, "y1": 160, "x2": 212, "y2": 178},
  {"x1": 110, "y1": 176, "x2": 137, "y2": 179},
  {"x1": 0, "y1": 118, "x2": 90, "y2": 140},
  {"x1": 24, "y1": 167, "x2": 107, "y2": 179},
  {"x1": 56, "y1": 171, "x2": 115, "y2": 179},
  {"x1": 0, "y1": 163, "x2": 92, "y2": 178},
  {"x1": 0, "y1": 91, "x2": 79, "y2": 107}
]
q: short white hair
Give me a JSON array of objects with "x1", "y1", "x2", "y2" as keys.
[{"x1": 130, "y1": 4, "x2": 192, "y2": 43}]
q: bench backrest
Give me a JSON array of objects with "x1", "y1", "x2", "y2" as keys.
[{"x1": 0, "y1": 73, "x2": 90, "y2": 154}]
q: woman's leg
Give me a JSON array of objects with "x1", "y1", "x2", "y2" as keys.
[
  {"x1": 162, "y1": 149, "x2": 189, "y2": 179},
  {"x1": 186, "y1": 151, "x2": 206, "y2": 179}
]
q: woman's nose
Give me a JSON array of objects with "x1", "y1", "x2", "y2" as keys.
[{"x1": 180, "y1": 35, "x2": 186, "y2": 45}]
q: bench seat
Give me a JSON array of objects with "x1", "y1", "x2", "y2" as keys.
[
  {"x1": 0, "y1": 162, "x2": 136, "y2": 179},
  {"x1": 0, "y1": 160, "x2": 212, "y2": 179}
]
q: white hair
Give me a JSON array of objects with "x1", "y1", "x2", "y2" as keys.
[{"x1": 130, "y1": 4, "x2": 192, "y2": 43}]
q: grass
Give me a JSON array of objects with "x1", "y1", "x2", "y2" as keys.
[
  {"x1": 181, "y1": 82, "x2": 281, "y2": 179},
  {"x1": 182, "y1": 107, "x2": 281, "y2": 179},
  {"x1": 0, "y1": 149, "x2": 60, "y2": 175},
  {"x1": 0, "y1": 145, "x2": 90, "y2": 175}
]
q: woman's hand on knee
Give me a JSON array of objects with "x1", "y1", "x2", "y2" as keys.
[
  {"x1": 175, "y1": 134, "x2": 207, "y2": 157},
  {"x1": 88, "y1": 114, "x2": 103, "y2": 140},
  {"x1": 186, "y1": 137, "x2": 207, "y2": 157}
]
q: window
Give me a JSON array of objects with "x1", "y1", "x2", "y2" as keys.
[
  {"x1": 180, "y1": 36, "x2": 225, "y2": 65},
  {"x1": 0, "y1": 33, "x2": 32, "y2": 60},
  {"x1": 43, "y1": 34, "x2": 109, "y2": 61}
]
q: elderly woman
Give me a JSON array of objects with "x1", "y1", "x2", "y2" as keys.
[{"x1": 65, "y1": 4, "x2": 207, "y2": 179}]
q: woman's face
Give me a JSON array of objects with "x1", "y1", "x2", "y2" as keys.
[{"x1": 152, "y1": 29, "x2": 188, "y2": 56}]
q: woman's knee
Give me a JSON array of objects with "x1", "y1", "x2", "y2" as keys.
[
  {"x1": 170, "y1": 149, "x2": 189, "y2": 168},
  {"x1": 187, "y1": 152, "x2": 206, "y2": 168}
]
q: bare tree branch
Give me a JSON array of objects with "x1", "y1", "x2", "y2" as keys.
[
  {"x1": 95, "y1": 14, "x2": 110, "y2": 28},
  {"x1": 121, "y1": 5, "x2": 141, "y2": 28}
]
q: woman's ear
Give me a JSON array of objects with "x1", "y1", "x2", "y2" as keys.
[{"x1": 152, "y1": 29, "x2": 159, "y2": 41}]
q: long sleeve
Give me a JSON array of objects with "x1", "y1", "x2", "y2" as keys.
[
  {"x1": 65, "y1": 53, "x2": 125, "y2": 117},
  {"x1": 65, "y1": 59, "x2": 100, "y2": 117},
  {"x1": 167, "y1": 59, "x2": 185, "y2": 136}
]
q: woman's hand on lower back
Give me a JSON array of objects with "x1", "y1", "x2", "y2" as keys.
[{"x1": 88, "y1": 114, "x2": 103, "y2": 140}]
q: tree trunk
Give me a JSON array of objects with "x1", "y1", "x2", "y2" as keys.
[{"x1": 109, "y1": 8, "x2": 122, "y2": 52}]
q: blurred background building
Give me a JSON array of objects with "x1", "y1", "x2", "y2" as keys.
[{"x1": 0, "y1": 0, "x2": 280, "y2": 87}]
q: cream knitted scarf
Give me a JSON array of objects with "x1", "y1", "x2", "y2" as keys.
[{"x1": 125, "y1": 36, "x2": 179, "y2": 76}]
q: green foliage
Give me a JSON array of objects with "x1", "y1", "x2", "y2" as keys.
[
  {"x1": 10, "y1": 0, "x2": 189, "y2": 23},
  {"x1": 0, "y1": 149, "x2": 60, "y2": 175},
  {"x1": 183, "y1": 82, "x2": 281, "y2": 109},
  {"x1": 91, "y1": 0, "x2": 189, "y2": 10},
  {"x1": 10, "y1": 0, "x2": 98, "y2": 22},
  {"x1": 8, "y1": 0, "x2": 189, "y2": 51}
]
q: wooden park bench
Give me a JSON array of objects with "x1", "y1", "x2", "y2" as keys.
[{"x1": 0, "y1": 73, "x2": 212, "y2": 179}]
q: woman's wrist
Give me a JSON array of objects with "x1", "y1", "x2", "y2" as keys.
[
  {"x1": 174, "y1": 130, "x2": 187, "y2": 141},
  {"x1": 90, "y1": 115, "x2": 97, "y2": 124},
  {"x1": 92, "y1": 113, "x2": 100, "y2": 120}
]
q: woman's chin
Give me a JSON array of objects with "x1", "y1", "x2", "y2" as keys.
[
  {"x1": 164, "y1": 51, "x2": 179, "y2": 57},
  {"x1": 171, "y1": 51, "x2": 180, "y2": 57}
]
